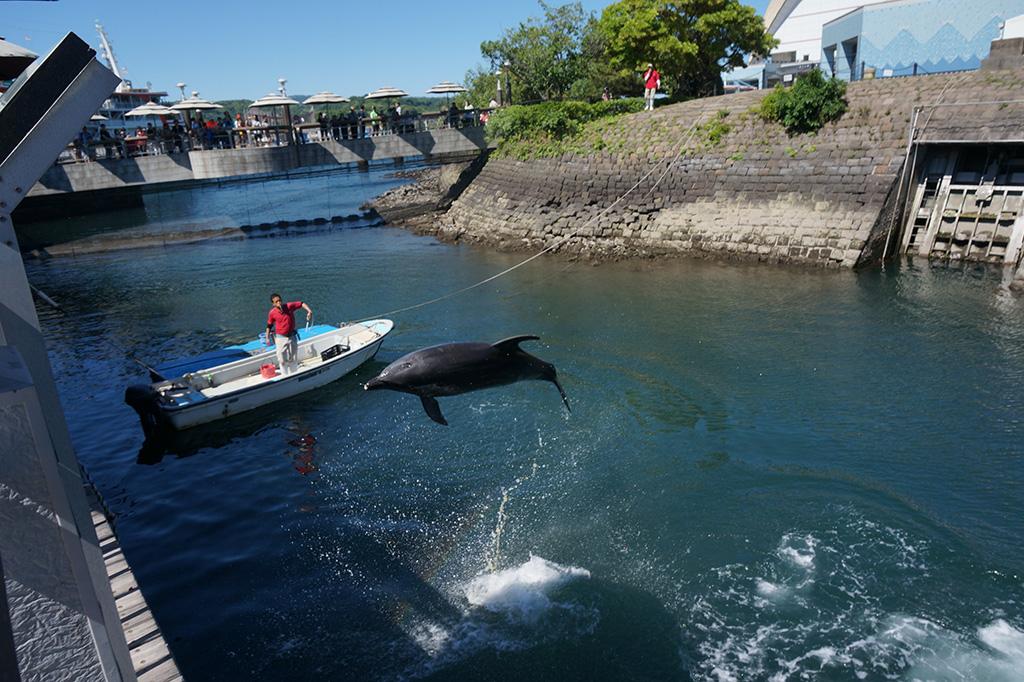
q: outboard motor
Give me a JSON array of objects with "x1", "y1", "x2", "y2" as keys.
[{"x1": 124, "y1": 384, "x2": 166, "y2": 437}]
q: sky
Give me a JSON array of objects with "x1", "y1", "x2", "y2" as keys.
[{"x1": 2, "y1": 0, "x2": 772, "y2": 101}]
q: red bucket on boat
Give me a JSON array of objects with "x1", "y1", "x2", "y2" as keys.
[{"x1": 260, "y1": 364, "x2": 278, "y2": 379}]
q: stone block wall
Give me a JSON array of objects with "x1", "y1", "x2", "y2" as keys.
[{"x1": 442, "y1": 69, "x2": 1024, "y2": 267}]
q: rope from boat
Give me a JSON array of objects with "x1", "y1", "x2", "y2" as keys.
[
  {"x1": 28, "y1": 284, "x2": 168, "y2": 379},
  {"x1": 356, "y1": 114, "x2": 707, "y2": 321}
]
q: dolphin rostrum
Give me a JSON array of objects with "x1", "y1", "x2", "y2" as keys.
[{"x1": 364, "y1": 335, "x2": 570, "y2": 425}]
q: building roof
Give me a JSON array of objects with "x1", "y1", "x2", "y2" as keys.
[
  {"x1": 764, "y1": 0, "x2": 802, "y2": 34},
  {"x1": 765, "y1": 0, "x2": 905, "y2": 35}
]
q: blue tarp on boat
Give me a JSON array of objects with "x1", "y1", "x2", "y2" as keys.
[
  {"x1": 152, "y1": 349, "x2": 252, "y2": 380},
  {"x1": 151, "y1": 325, "x2": 340, "y2": 380}
]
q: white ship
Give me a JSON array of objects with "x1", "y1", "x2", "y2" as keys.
[{"x1": 92, "y1": 22, "x2": 171, "y2": 132}]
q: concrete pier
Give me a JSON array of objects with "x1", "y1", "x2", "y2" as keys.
[{"x1": 28, "y1": 127, "x2": 490, "y2": 198}]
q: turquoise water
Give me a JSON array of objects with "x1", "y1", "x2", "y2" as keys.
[{"x1": 25, "y1": 168, "x2": 1024, "y2": 680}]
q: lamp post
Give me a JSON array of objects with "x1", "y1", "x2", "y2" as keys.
[
  {"x1": 175, "y1": 83, "x2": 193, "y2": 139},
  {"x1": 495, "y1": 68, "x2": 503, "y2": 107},
  {"x1": 504, "y1": 61, "x2": 512, "y2": 105},
  {"x1": 277, "y1": 78, "x2": 297, "y2": 150}
]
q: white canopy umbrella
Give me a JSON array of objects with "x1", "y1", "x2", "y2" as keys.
[
  {"x1": 125, "y1": 102, "x2": 176, "y2": 117},
  {"x1": 90, "y1": 114, "x2": 108, "y2": 121},
  {"x1": 302, "y1": 92, "x2": 349, "y2": 139},
  {"x1": 364, "y1": 86, "x2": 408, "y2": 101},
  {"x1": 427, "y1": 80, "x2": 469, "y2": 107},
  {"x1": 170, "y1": 94, "x2": 223, "y2": 138},
  {"x1": 302, "y1": 91, "x2": 349, "y2": 105},
  {"x1": 250, "y1": 93, "x2": 301, "y2": 108},
  {"x1": 171, "y1": 96, "x2": 223, "y2": 112},
  {"x1": 0, "y1": 37, "x2": 36, "y2": 80},
  {"x1": 249, "y1": 93, "x2": 301, "y2": 145},
  {"x1": 427, "y1": 81, "x2": 467, "y2": 95}
]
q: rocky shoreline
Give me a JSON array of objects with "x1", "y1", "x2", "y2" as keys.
[{"x1": 363, "y1": 164, "x2": 470, "y2": 233}]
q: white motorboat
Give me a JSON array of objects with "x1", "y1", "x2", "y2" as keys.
[{"x1": 126, "y1": 319, "x2": 393, "y2": 434}]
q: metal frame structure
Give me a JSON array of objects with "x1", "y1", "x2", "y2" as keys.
[{"x1": 0, "y1": 33, "x2": 137, "y2": 681}]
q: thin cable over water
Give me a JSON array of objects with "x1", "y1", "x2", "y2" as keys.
[{"x1": 360, "y1": 115, "x2": 706, "y2": 321}]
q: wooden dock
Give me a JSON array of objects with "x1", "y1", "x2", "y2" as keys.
[{"x1": 91, "y1": 508, "x2": 183, "y2": 682}]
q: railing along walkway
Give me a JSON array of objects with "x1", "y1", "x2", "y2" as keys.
[{"x1": 90, "y1": 506, "x2": 183, "y2": 681}]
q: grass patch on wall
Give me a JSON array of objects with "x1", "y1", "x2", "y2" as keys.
[{"x1": 487, "y1": 98, "x2": 645, "y2": 160}]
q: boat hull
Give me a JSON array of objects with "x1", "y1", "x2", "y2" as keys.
[
  {"x1": 126, "y1": 320, "x2": 391, "y2": 435},
  {"x1": 164, "y1": 336, "x2": 384, "y2": 430}
]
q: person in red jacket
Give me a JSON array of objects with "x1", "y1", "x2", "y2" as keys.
[
  {"x1": 265, "y1": 293, "x2": 313, "y2": 376},
  {"x1": 643, "y1": 63, "x2": 660, "y2": 111}
]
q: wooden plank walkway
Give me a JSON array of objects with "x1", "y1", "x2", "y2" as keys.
[{"x1": 91, "y1": 508, "x2": 183, "y2": 682}]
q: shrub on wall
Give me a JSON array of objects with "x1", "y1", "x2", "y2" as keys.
[
  {"x1": 759, "y1": 69, "x2": 847, "y2": 134},
  {"x1": 487, "y1": 98, "x2": 644, "y2": 158}
]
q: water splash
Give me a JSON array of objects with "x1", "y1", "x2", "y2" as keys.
[
  {"x1": 465, "y1": 554, "x2": 591, "y2": 624},
  {"x1": 486, "y1": 460, "x2": 538, "y2": 572}
]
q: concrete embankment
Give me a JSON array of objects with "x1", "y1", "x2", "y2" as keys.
[
  {"x1": 16, "y1": 127, "x2": 490, "y2": 222},
  {"x1": 434, "y1": 69, "x2": 1024, "y2": 268}
]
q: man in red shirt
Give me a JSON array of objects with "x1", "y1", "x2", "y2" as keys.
[
  {"x1": 643, "y1": 63, "x2": 660, "y2": 111},
  {"x1": 265, "y1": 293, "x2": 313, "y2": 376}
]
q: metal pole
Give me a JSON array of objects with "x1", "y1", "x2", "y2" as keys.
[
  {"x1": 882, "y1": 106, "x2": 921, "y2": 261},
  {"x1": 504, "y1": 61, "x2": 512, "y2": 105}
]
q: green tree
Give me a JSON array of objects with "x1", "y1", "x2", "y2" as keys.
[
  {"x1": 480, "y1": 1, "x2": 593, "y2": 102},
  {"x1": 464, "y1": 64, "x2": 500, "y2": 108},
  {"x1": 597, "y1": 0, "x2": 776, "y2": 98}
]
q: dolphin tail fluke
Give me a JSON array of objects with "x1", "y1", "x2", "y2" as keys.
[
  {"x1": 551, "y1": 377, "x2": 571, "y2": 413},
  {"x1": 420, "y1": 396, "x2": 449, "y2": 426}
]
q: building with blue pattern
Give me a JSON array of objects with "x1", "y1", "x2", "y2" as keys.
[{"x1": 822, "y1": 0, "x2": 1024, "y2": 80}]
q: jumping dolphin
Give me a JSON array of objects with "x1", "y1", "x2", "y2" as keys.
[{"x1": 364, "y1": 335, "x2": 570, "y2": 425}]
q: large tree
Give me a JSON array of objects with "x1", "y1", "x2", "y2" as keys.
[
  {"x1": 597, "y1": 0, "x2": 776, "y2": 98},
  {"x1": 480, "y1": 1, "x2": 593, "y2": 102}
]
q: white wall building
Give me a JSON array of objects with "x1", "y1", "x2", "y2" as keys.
[
  {"x1": 1002, "y1": 12, "x2": 1024, "y2": 37},
  {"x1": 764, "y1": 0, "x2": 896, "y2": 62}
]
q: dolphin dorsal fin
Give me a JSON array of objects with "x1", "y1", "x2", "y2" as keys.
[{"x1": 492, "y1": 335, "x2": 540, "y2": 353}]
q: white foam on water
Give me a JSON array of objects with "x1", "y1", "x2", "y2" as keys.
[
  {"x1": 406, "y1": 619, "x2": 451, "y2": 657},
  {"x1": 979, "y1": 618, "x2": 1024, "y2": 660},
  {"x1": 401, "y1": 555, "x2": 597, "y2": 679},
  {"x1": 688, "y1": 515, "x2": 1024, "y2": 682},
  {"x1": 754, "y1": 579, "x2": 790, "y2": 603},
  {"x1": 464, "y1": 554, "x2": 591, "y2": 625},
  {"x1": 776, "y1": 533, "x2": 816, "y2": 571},
  {"x1": 853, "y1": 615, "x2": 1024, "y2": 682}
]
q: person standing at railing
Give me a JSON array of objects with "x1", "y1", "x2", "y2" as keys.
[
  {"x1": 99, "y1": 124, "x2": 119, "y2": 160},
  {"x1": 358, "y1": 104, "x2": 367, "y2": 138},
  {"x1": 369, "y1": 107, "x2": 380, "y2": 136},
  {"x1": 347, "y1": 106, "x2": 358, "y2": 140},
  {"x1": 318, "y1": 112, "x2": 329, "y2": 142},
  {"x1": 172, "y1": 121, "x2": 185, "y2": 152},
  {"x1": 234, "y1": 113, "x2": 245, "y2": 148},
  {"x1": 387, "y1": 104, "x2": 398, "y2": 134}
]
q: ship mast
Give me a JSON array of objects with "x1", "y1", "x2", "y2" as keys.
[{"x1": 94, "y1": 21, "x2": 127, "y2": 92}]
